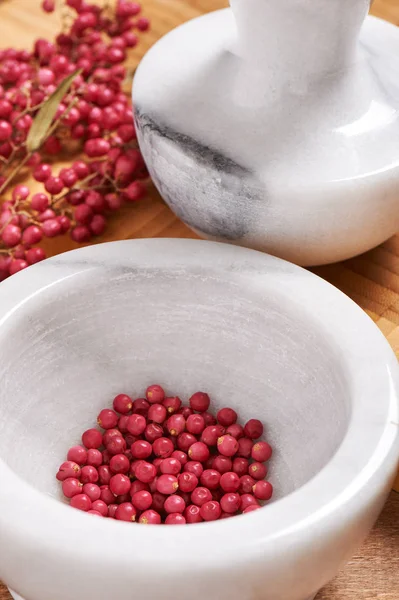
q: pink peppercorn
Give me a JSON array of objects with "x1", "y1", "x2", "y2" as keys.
[
  {"x1": 83, "y1": 483, "x2": 101, "y2": 502},
  {"x1": 117, "y1": 493, "x2": 131, "y2": 505},
  {"x1": 160, "y1": 458, "x2": 181, "y2": 475},
  {"x1": 70, "y1": 493, "x2": 92, "y2": 512},
  {"x1": 201, "y1": 425, "x2": 225, "y2": 446},
  {"x1": 184, "y1": 504, "x2": 203, "y2": 523},
  {"x1": 102, "y1": 450, "x2": 111, "y2": 465},
  {"x1": 239, "y1": 475, "x2": 256, "y2": 494},
  {"x1": 131, "y1": 439, "x2": 152, "y2": 459},
  {"x1": 191, "y1": 486, "x2": 212, "y2": 507},
  {"x1": 171, "y1": 450, "x2": 188, "y2": 465},
  {"x1": 100, "y1": 485, "x2": 115, "y2": 505},
  {"x1": 103, "y1": 428, "x2": 120, "y2": 445},
  {"x1": 146, "y1": 384, "x2": 165, "y2": 404},
  {"x1": 82, "y1": 428, "x2": 103, "y2": 449},
  {"x1": 67, "y1": 445, "x2": 88, "y2": 465},
  {"x1": 110, "y1": 454, "x2": 130, "y2": 474},
  {"x1": 243, "y1": 504, "x2": 262, "y2": 514},
  {"x1": 220, "y1": 471, "x2": 240, "y2": 493},
  {"x1": 248, "y1": 462, "x2": 268, "y2": 481},
  {"x1": 177, "y1": 432, "x2": 197, "y2": 452},
  {"x1": 115, "y1": 502, "x2": 137, "y2": 522},
  {"x1": 86, "y1": 449, "x2": 102, "y2": 467},
  {"x1": 152, "y1": 437, "x2": 174, "y2": 458},
  {"x1": 106, "y1": 436, "x2": 126, "y2": 455},
  {"x1": 217, "y1": 407, "x2": 237, "y2": 427},
  {"x1": 87, "y1": 510, "x2": 103, "y2": 516},
  {"x1": 118, "y1": 416, "x2": 130, "y2": 433},
  {"x1": 153, "y1": 458, "x2": 163, "y2": 473},
  {"x1": 135, "y1": 460, "x2": 157, "y2": 483},
  {"x1": 156, "y1": 474, "x2": 179, "y2": 495},
  {"x1": 232, "y1": 457, "x2": 249, "y2": 476},
  {"x1": 113, "y1": 393, "x2": 133, "y2": 414},
  {"x1": 62, "y1": 477, "x2": 83, "y2": 498},
  {"x1": 163, "y1": 396, "x2": 182, "y2": 414},
  {"x1": 81, "y1": 466, "x2": 99, "y2": 484},
  {"x1": 148, "y1": 403, "x2": 167, "y2": 424},
  {"x1": 97, "y1": 408, "x2": 119, "y2": 429},
  {"x1": 164, "y1": 494, "x2": 186, "y2": 514},
  {"x1": 220, "y1": 493, "x2": 241, "y2": 514},
  {"x1": 145, "y1": 423, "x2": 164, "y2": 443},
  {"x1": 188, "y1": 442, "x2": 209, "y2": 462},
  {"x1": 92, "y1": 500, "x2": 108, "y2": 516},
  {"x1": 253, "y1": 480, "x2": 273, "y2": 501},
  {"x1": 98, "y1": 465, "x2": 112, "y2": 485},
  {"x1": 178, "y1": 472, "x2": 198, "y2": 493},
  {"x1": 139, "y1": 510, "x2": 161, "y2": 524},
  {"x1": 131, "y1": 490, "x2": 153, "y2": 511},
  {"x1": 189, "y1": 391, "x2": 210, "y2": 412},
  {"x1": 166, "y1": 414, "x2": 186, "y2": 437},
  {"x1": 130, "y1": 480, "x2": 149, "y2": 495},
  {"x1": 213, "y1": 456, "x2": 232, "y2": 474},
  {"x1": 108, "y1": 503, "x2": 119, "y2": 518},
  {"x1": 126, "y1": 413, "x2": 146, "y2": 436},
  {"x1": 200, "y1": 469, "x2": 221, "y2": 490},
  {"x1": 202, "y1": 412, "x2": 217, "y2": 426},
  {"x1": 200, "y1": 500, "x2": 221, "y2": 521},
  {"x1": 132, "y1": 398, "x2": 149, "y2": 416},
  {"x1": 56, "y1": 461, "x2": 81, "y2": 481},
  {"x1": 151, "y1": 492, "x2": 166, "y2": 513},
  {"x1": 251, "y1": 441, "x2": 272, "y2": 462},
  {"x1": 237, "y1": 437, "x2": 253, "y2": 458},
  {"x1": 226, "y1": 424, "x2": 244, "y2": 439},
  {"x1": 186, "y1": 414, "x2": 205, "y2": 435},
  {"x1": 184, "y1": 461, "x2": 204, "y2": 478},
  {"x1": 217, "y1": 435, "x2": 239, "y2": 457},
  {"x1": 165, "y1": 513, "x2": 186, "y2": 524},
  {"x1": 244, "y1": 419, "x2": 264, "y2": 440},
  {"x1": 110, "y1": 474, "x2": 131, "y2": 496},
  {"x1": 179, "y1": 407, "x2": 194, "y2": 419},
  {"x1": 240, "y1": 494, "x2": 259, "y2": 511}
]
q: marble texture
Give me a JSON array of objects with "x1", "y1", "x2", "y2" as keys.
[
  {"x1": 0, "y1": 239, "x2": 397, "y2": 600},
  {"x1": 133, "y1": 0, "x2": 399, "y2": 266}
]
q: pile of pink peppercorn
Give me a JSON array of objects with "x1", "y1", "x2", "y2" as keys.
[{"x1": 56, "y1": 386, "x2": 273, "y2": 524}]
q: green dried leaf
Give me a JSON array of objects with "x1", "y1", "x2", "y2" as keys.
[{"x1": 26, "y1": 68, "x2": 82, "y2": 153}]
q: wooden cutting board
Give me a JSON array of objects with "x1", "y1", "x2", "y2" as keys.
[{"x1": 0, "y1": 1, "x2": 398, "y2": 599}]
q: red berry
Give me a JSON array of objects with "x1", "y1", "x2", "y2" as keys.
[
  {"x1": 72, "y1": 160, "x2": 89, "y2": 179},
  {"x1": 156, "y1": 474, "x2": 179, "y2": 495},
  {"x1": 71, "y1": 225, "x2": 91, "y2": 243},
  {"x1": 113, "y1": 393, "x2": 133, "y2": 414},
  {"x1": 189, "y1": 391, "x2": 210, "y2": 412},
  {"x1": 84, "y1": 138, "x2": 110, "y2": 157},
  {"x1": 42, "y1": 0, "x2": 55, "y2": 14},
  {"x1": 82, "y1": 483, "x2": 101, "y2": 502},
  {"x1": 201, "y1": 425, "x2": 225, "y2": 446},
  {"x1": 100, "y1": 485, "x2": 115, "y2": 505},
  {"x1": 244, "y1": 419, "x2": 264, "y2": 440},
  {"x1": 151, "y1": 492, "x2": 166, "y2": 513},
  {"x1": 145, "y1": 423, "x2": 164, "y2": 442},
  {"x1": 217, "y1": 435, "x2": 239, "y2": 457},
  {"x1": 103, "y1": 428, "x2": 121, "y2": 445},
  {"x1": 115, "y1": 502, "x2": 137, "y2": 522},
  {"x1": 42, "y1": 218, "x2": 62, "y2": 237},
  {"x1": 80, "y1": 465, "x2": 99, "y2": 484},
  {"x1": 106, "y1": 435, "x2": 126, "y2": 455},
  {"x1": 186, "y1": 414, "x2": 205, "y2": 435},
  {"x1": 243, "y1": 504, "x2": 262, "y2": 514},
  {"x1": 177, "y1": 432, "x2": 197, "y2": 452},
  {"x1": 165, "y1": 513, "x2": 186, "y2": 525},
  {"x1": 127, "y1": 413, "x2": 146, "y2": 436},
  {"x1": 62, "y1": 477, "x2": 83, "y2": 498},
  {"x1": 179, "y1": 407, "x2": 194, "y2": 419},
  {"x1": 75, "y1": 203, "x2": 93, "y2": 225},
  {"x1": 98, "y1": 465, "x2": 112, "y2": 485},
  {"x1": 220, "y1": 493, "x2": 241, "y2": 514},
  {"x1": 178, "y1": 472, "x2": 198, "y2": 493},
  {"x1": 136, "y1": 17, "x2": 150, "y2": 31},
  {"x1": 92, "y1": 500, "x2": 108, "y2": 516},
  {"x1": 26, "y1": 247, "x2": 46, "y2": 265},
  {"x1": 166, "y1": 414, "x2": 186, "y2": 437},
  {"x1": 217, "y1": 407, "x2": 237, "y2": 427},
  {"x1": 130, "y1": 480, "x2": 149, "y2": 496},
  {"x1": 226, "y1": 424, "x2": 244, "y2": 439},
  {"x1": 148, "y1": 403, "x2": 167, "y2": 424},
  {"x1": 164, "y1": 494, "x2": 185, "y2": 514},
  {"x1": 171, "y1": 450, "x2": 188, "y2": 465},
  {"x1": 200, "y1": 469, "x2": 221, "y2": 490},
  {"x1": 110, "y1": 474, "x2": 131, "y2": 496},
  {"x1": 202, "y1": 412, "x2": 217, "y2": 426},
  {"x1": 123, "y1": 180, "x2": 146, "y2": 202},
  {"x1": 188, "y1": 442, "x2": 209, "y2": 462},
  {"x1": 152, "y1": 437, "x2": 174, "y2": 458},
  {"x1": 67, "y1": 445, "x2": 88, "y2": 465},
  {"x1": 251, "y1": 441, "x2": 272, "y2": 462},
  {"x1": 191, "y1": 486, "x2": 212, "y2": 507},
  {"x1": 163, "y1": 396, "x2": 181, "y2": 414},
  {"x1": 0, "y1": 120, "x2": 12, "y2": 141},
  {"x1": 70, "y1": 493, "x2": 92, "y2": 511},
  {"x1": 239, "y1": 475, "x2": 256, "y2": 494},
  {"x1": 139, "y1": 510, "x2": 161, "y2": 525},
  {"x1": 56, "y1": 461, "x2": 81, "y2": 481},
  {"x1": 97, "y1": 408, "x2": 118, "y2": 429},
  {"x1": 44, "y1": 176, "x2": 64, "y2": 195},
  {"x1": 212, "y1": 456, "x2": 232, "y2": 474},
  {"x1": 31, "y1": 192, "x2": 49, "y2": 211},
  {"x1": 131, "y1": 440, "x2": 152, "y2": 459},
  {"x1": 252, "y1": 480, "x2": 273, "y2": 501},
  {"x1": 232, "y1": 457, "x2": 249, "y2": 476},
  {"x1": 184, "y1": 504, "x2": 203, "y2": 523},
  {"x1": 86, "y1": 449, "x2": 103, "y2": 467},
  {"x1": 59, "y1": 168, "x2": 78, "y2": 188},
  {"x1": 220, "y1": 471, "x2": 240, "y2": 493},
  {"x1": 237, "y1": 437, "x2": 253, "y2": 458},
  {"x1": 118, "y1": 415, "x2": 130, "y2": 433},
  {"x1": 131, "y1": 490, "x2": 152, "y2": 511},
  {"x1": 184, "y1": 461, "x2": 203, "y2": 478},
  {"x1": 200, "y1": 500, "x2": 221, "y2": 521},
  {"x1": 248, "y1": 462, "x2": 267, "y2": 480},
  {"x1": 82, "y1": 428, "x2": 102, "y2": 449},
  {"x1": 110, "y1": 454, "x2": 130, "y2": 474},
  {"x1": 108, "y1": 503, "x2": 118, "y2": 518},
  {"x1": 240, "y1": 494, "x2": 259, "y2": 511},
  {"x1": 133, "y1": 397, "x2": 149, "y2": 416},
  {"x1": 135, "y1": 460, "x2": 157, "y2": 483},
  {"x1": 2, "y1": 224, "x2": 21, "y2": 247},
  {"x1": 146, "y1": 384, "x2": 165, "y2": 404},
  {"x1": 160, "y1": 458, "x2": 181, "y2": 475}
]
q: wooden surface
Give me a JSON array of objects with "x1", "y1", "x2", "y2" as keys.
[{"x1": 0, "y1": 1, "x2": 398, "y2": 599}]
